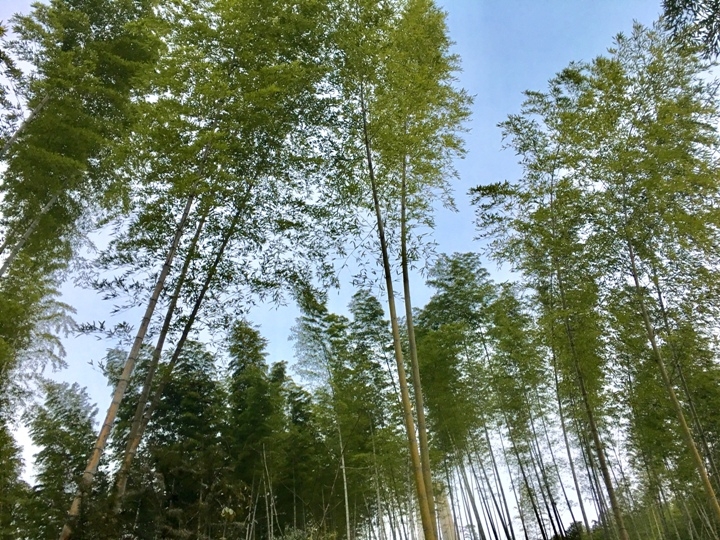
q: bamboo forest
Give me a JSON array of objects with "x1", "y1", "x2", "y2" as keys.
[{"x1": 3, "y1": 0, "x2": 720, "y2": 539}]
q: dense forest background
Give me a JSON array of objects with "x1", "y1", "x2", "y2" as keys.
[{"x1": 3, "y1": 1, "x2": 720, "y2": 540}]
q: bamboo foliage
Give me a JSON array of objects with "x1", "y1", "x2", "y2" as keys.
[{"x1": 4, "y1": 4, "x2": 720, "y2": 540}]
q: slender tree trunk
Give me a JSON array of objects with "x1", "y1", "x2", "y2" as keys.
[
  {"x1": 113, "y1": 207, "x2": 208, "y2": 509},
  {"x1": 371, "y1": 427, "x2": 387, "y2": 540},
  {"x1": 625, "y1": 237, "x2": 720, "y2": 524},
  {"x1": 547, "y1": 161, "x2": 625, "y2": 538},
  {"x1": 469, "y1": 447, "x2": 511, "y2": 540},
  {"x1": 445, "y1": 461, "x2": 462, "y2": 540},
  {"x1": 398, "y1": 481, "x2": 412, "y2": 540},
  {"x1": 457, "y1": 460, "x2": 486, "y2": 540},
  {"x1": 691, "y1": 492, "x2": 720, "y2": 540},
  {"x1": 533, "y1": 391, "x2": 577, "y2": 527},
  {"x1": 338, "y1": 423, "x2": 352, "y2": 540},
  {"x1": 502, "y1": 413, "x2": 548, "y2": 540},
  {"x1": 409, "y1": 482, "x2": 419, "y2": 540},
  {"x1": 482, "y1": 427, "x2": 517, "y2": 540},
  {"x1": 550, "y1": 343, "x2": 592, "y2": 537},
  {"x1": 646, "y1": 504, "x2": 662, "y2": 540},
  {"x1": 577, "y1": 419, "x2": 603, "y2": 528},
  {"x1": 262, "y1": 444, "x2": 276, "y2": 540},
  {"x1": 0, "y1": 230, "x2": 10, "y2": 259},
  {"x1": 452, "y1": 464, "x2": 473, "y2": 540},
  {"x1": 400, "y1": 152, "x2": 438, "y2": 540},
  {"x1": 264, "y1": 475, "x2": 272, "y2": 540},
  {"x1": 438, "y1": 490, "x2": 458, "y2": 540},
  {"x1": 0, "y1": 193, "x2": 59, "y2": 279},
  {"x1": 292, "y1": 467, "x2": 297, "y2": 531},
  {"x1": 359, "y1": 83, "x2": 435, "y2": 540},
  {"x1": 498, "y1": 432, "x2": 530, "y2": 540},
  {"x1": 388, "y1": 462, "x2": 410, "y2": 540},
  {"x1": 0, "y1": 94, "x2": 50, "y2": 160},
  {"x1": 553, "y1": 266, "x2": 630, "y2": 540},
  {"x1": 59, "y1": 193, "x2": 196, "y2": 540},
  {"x1": 650, "y1": 264, "x2": 720, "y2": 491},
  {"x1": 111, "y1": 204, "x2": 241, "y2": 496},
  {"x1": 682, "y1": 497, "x2": 705, "y2": 540},
  {"x1": 525, "y1": 408, "x2": 564, "y2": 539},
  {"x1": 474, "y1": 466, "x2": 500, "y2": 540},
  {"x1": 247, "y1": 481, "x2": 259, "y2": 540},
  {"x1": 653, "y1": 478, "x2": 677, "y2": 540}
]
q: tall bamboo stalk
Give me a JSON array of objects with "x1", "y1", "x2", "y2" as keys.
[
  {"x1": 0, "y1": 94, "x2": 50, "y2": 159},
  {"x1": 359, "y1": 83, "x2": 434, "y2": 540},
  {"x1": 111, "y1": 206, "x2": 241, "y2": 492},
  {"x1": 113, "y1": 206, "x2": 208, "y2": 508},
  {"x1": 0, "y1": 193, "x2": 59, "y2": 279},
  {"x1": 400, "y1": 152, "x2": 438, "y2": 539},
  {"x1": 59, "y1": 193, "x2": 196, "y2": 540},
  {"x1": 625, "y1": 235, "x2": 720, "y2": 524}
]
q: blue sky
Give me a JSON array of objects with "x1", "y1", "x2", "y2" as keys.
[{"x1": 2, "y1": 0, "x2": 661, "y2": 476}]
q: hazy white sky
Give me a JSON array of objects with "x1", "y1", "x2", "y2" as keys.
[{"x1": 2, "y1": 0, "x2": 661, "y2": 479}]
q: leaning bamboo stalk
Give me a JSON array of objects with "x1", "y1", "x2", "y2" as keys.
[
  {"x1": 0, "y1": 94, "x2": 50, "y2": 160},
  {"x1": 444, "y1": 461, "x2": 462, "y2": 540},
  {"x1": 455, "y1": 464, "x2": 481, "y2": 540},
  {"x1": 524, "y1": 409, "x2": 562, "y2": 539},
  {"x1": 58, "y1": 192, "x2": 196, "y2": 540},
  {"x1": 553, "y1": 264, "x2": 629, "y2": 540},
  {"x1": 112, "y1": 206, "x2": 242, "y2": 492},
  {"x1": 113, "y1": 206, "x2": 209, "y2": 508},
  {"x1": 503, "y1": 416, "x2": 548, "y2": 540},
  {"x1": 498, "y1": 432, "x2": 530, "y2": 540},
  {"x1": 532, "y1": 394, "x2": 577, "y2": 527},
  {"x1": 469, "y1": 446, "x2": 512, "y2": 540},
  {"x1": 467, "y1": 453, "x2": 501, "y2": 540},
  {"x1": 0, "y1": 193, "x2": 59, "y2": 279},
  {"x1": 549, "y1": 338, "x2": 591, "y2": 537},
  {"x1": 481, "y1": 428, "x2": 517, "y2": 540},
  {"x1": 650, "y1": 265, "x2": 720, "y2": 488},
  {"x1": 548, "y1": 163, "x2": 627, "y2": 539}
]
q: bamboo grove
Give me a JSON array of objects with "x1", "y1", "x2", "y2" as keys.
[{"x1": 1, "y1": 1, "x2": 720, "y2": 540}]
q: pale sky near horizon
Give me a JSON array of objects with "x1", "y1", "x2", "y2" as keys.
[{"x1": 2, "y1": 0, "x2": 662, "y2": 480}]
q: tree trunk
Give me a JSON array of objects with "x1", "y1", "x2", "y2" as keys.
[
  {"x1": 111, "y1": 206, "x2": 241, "y2": 494},
  {"x1": 0, "y1": 94, "x2": 50, "y2": 160},
  {"x1": 525, "y1": 407, "x2": 563, "y2": 539},
  {"x1": 468, "y1": 447, "x2": 511, "y2": 540},
  {"x1": 650, "y1": 264, "x2": 720, "y2": 490},
  {"x1": 400, "y1": 152, "x2": 438, "y2": 540},
  {"x1": 0, "y1": 193, "x2": 59, "y2": 279},
  {"x1": 482, "y1": 427, "x2": 518, "y2": 540},
  {"x1": 359, "y1": 83, "x2": 435, "y2": 540},
  {"x1": 371, "y1": 426, "x2": 388, "y2": 540},
  {"x1": 502, "y1": 412, "x2": 548, "y2": 540},
  {"x1": 533, "y1": 392, "x2": 577, "y2": 527},
  {"x1": 337, "y1": 419, "x2": 352, "y2": 540},
  {"x1": 113, "y1": 207, "x2": 208, "y2": 508},
  {"x1": 553, "y1": 266, "x2": 630, "y2": 540},
  {"x1": 625, "y1": 236, "x2": 720, "y2": 524},
  {"x1": 498, "y1": 432, "x2": 530, "y2": 540},
  {"x1": 59, "y1": 193, "x2": 196, "y2": 540},
  {"x1": 445, "y1": 461, "x2": 462, "y2": 540},
  {"x1": 457, "y1": 459, "x2": 487, "y2": 540},
  {"x1": 547, "y1": 158, "x2": 625, "y2": 538},
  {"x1": 550, "y1": 343, "x2": 592, "y2": 537},
  {"x1": 438, "y1": 490, "x2": 458, "y2": 540}
]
